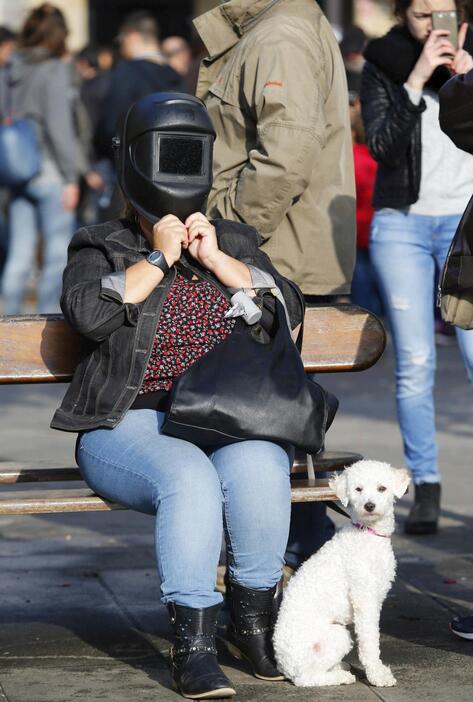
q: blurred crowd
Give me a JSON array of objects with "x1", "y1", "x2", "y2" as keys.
[
  {"x1": 0, "y1": 1, "x2": 382, "y2": 317},
  {"x1": 0, "y1": 1, "x2": 467, "y2": 335},
  {"x1": 0, "y1": 4, "x2": 203, "y2": 314}
]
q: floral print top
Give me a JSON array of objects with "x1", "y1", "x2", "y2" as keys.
[{"x1": 138, "y1": 271, "x2": 235, "y2": 397}]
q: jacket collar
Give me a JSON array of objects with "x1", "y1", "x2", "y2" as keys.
[
  {"x1": 104, "y1": 219, "x2": 150, "y2": 254},
  {"x1": 194, "y1": 0, "x2": 282, "y2": 59}
]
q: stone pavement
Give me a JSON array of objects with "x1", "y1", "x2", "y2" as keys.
[{"x1": 0, "y1": 339, "x2": 472, "y2": 702}]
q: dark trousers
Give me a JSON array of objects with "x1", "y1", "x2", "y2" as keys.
[{"x1": 283, "y1": 293, "x2": 337, "y2": 569}]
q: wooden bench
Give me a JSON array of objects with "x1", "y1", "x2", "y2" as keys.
[{"x1": 0, "y1": 306, "x2": 386, "y2": 515}]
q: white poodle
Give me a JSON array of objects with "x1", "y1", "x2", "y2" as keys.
[{"x1": 273, "y1": 460, "x2": 410, "y2": 688}]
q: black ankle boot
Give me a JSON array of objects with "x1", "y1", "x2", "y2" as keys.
[
  {"x1": 168, "y1": 602, "x2": 235, "y2": 699},
  {"x1": 225, "y1": 580, "x2": 285, "y2": 681},
  {"x1": 405, "y1": 482, "x2": 441, "y2": 535}
]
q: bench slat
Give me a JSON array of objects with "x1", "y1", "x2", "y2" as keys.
[
  {"x1": 0, "y1": 307, "x2": 385, "y2": 384},
  {"x1": 290, "y1": 479, "x2": 337, "y2": 502},
  {"x1": 0, "y1": 480, "x2": 335, "y2": 514},
  {"x1": 0, "y1": 315, "x2": 80, "y2": 384},
  {"x1": 291, "y1": 451, "x2": 362, "y2": 474},
  {"x1": 0, "y1": 465, "x2": 82, "y2": 483},
  {"x1": 0, "y1": 451, "x2": 356, "y2": 484},
  {"x1": 302, "y1": 305, "x2": 385, "y2": 373},
  {"x1": 0, "y1": 488, "x2": 126, "y2": 514}
]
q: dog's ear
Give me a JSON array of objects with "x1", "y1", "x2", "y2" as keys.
[
  {"x1": 393, "y1": 467, "x2": 410, "y2": 498},
  {"x1": 329, "y1": 473, "x2": 349, "y2": 507}
]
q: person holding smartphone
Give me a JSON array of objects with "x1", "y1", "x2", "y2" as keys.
[{"x1": 360, "y1": 0, "x2": 473, "y2": 535}]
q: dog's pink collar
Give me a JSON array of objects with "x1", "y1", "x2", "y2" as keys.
[{"x1": 351, "y1": 522, "x2": 390, "y2": 538}]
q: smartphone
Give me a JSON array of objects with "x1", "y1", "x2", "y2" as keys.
[{"x1": 432, "y1": 10, "x2": 458, "y2": 50}]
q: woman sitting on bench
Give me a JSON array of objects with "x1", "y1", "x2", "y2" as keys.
[{"x1": 50, "y1": 93, "x2": 305, "y2": 699}]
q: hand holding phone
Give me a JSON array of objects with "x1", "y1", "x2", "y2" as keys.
[
  {"x1": 432, "y1": 11, "x2": 458, "y2": 51},
  {"x1": 407, "y1": 28, "x2": 458, "y2": 91}
]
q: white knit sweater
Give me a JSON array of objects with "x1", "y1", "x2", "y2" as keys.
[{"x1": 404, "y1": 84, "x2": 473, "y2": 216}]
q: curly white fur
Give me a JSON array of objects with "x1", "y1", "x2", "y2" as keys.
[{"x1": 273, "y1": 460, "x2": 410, "y2": 688}]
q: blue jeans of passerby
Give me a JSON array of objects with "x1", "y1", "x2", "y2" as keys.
[
  {"x1": 351, "y1": 247, "x2": 384, "y2": 317},
  {"x1": 370, "y1": 209, "x2": 473, "y2": 485},
  {"x1": 77, "y1": 409, "x2": 293, "y2": 609},
  {"x1": 1, "y1": 178, "x2": 74, "y2": 314}
]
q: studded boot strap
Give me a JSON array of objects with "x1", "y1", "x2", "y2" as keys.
[
  {"x1": 228, "y1": 581, "x2": 278, "y2": 636},
  {"x1": 168, "y1": 602, "x2": 219, "y2": 657}
]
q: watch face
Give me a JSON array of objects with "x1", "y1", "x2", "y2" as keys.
[
  {"x1": 147, "y1": 250, "x2": 170, "y2": 273},
  {"x1": 148, "y1": 250, "x2": 164, "y2": 265}
]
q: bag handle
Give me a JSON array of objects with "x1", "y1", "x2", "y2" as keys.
[
  {"x1": 230, "y1": 267, "x2": 291, "y2": 325},
  {"x1": 285, "y1": 278, "x2": 306, "y2": 353},
  {"x1": 241, "y1": 266, "x2": 306, "y2": 352}
]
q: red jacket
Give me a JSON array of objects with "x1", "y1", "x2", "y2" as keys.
[{"x1": 353, "y1": 143, "x2": 377, "y2": 249}]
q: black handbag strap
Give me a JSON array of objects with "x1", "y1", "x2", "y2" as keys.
[
  {"x1": 233, "y1": 270, "x2": 305, "y2": 352},
  {"x1": 285, "y1": 279, "x2": 306, "y2": 353},
  {"x1": 326, "y1": 500, "x2": 351, "y2": 519}
]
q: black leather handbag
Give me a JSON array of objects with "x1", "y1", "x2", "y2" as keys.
[
  {"x1": 161, "y1": 291, "x2": 337, "y2": 453},
  {"x1": 439, "y1": 193, "x2": 473, "y2": 329}
]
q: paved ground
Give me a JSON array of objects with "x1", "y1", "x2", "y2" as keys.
[{"x1": 0, "y1": 337, "x2": 472, "y2": 702}]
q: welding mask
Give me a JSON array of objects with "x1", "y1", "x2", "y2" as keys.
[{"x1": 114, "y1": 92, "x2": 216, "y2": 223}]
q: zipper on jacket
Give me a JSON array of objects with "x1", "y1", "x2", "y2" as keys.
[{"x1": 436, "y1": 284, "x2": 442, "y2": 308}]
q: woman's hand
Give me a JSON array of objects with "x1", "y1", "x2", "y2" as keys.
[
  {"x1": 85, "y1": 170, "x2": 105, "y2": 191},
  {"x1": 152, "y1": 214, "x2": 188, "y2": 267},
  {"x1": 62, "y1": 183, "x2": 80, "y2": 211},
  {"x1": 451, "y1": 23, "x2": 473, "y2": 75},
  {"x1": 185, "y1": 212, "x2": 221, "y2": 270},
  {"x1": 407, "y1": 29, "x2": 456, "y2": 92}
]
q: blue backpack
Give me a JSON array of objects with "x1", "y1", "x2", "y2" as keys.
[{"x1": 0, "y1": 64, "x2": 41, "y2": 187}]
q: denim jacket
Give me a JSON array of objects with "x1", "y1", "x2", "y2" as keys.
[{"x1": 51, "y1": 217, "x2": 304, "y2": 432}]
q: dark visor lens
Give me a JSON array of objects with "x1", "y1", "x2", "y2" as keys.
[{"x1": 158, "y1": 136, "x2": 203, "y2": 176}]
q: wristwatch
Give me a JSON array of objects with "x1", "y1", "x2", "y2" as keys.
[{"x1": 146, "y1": 249, "x2": 170, "y2": 275}]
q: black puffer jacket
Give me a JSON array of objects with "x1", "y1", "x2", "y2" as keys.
[{"x1": 360, "y1": 61, "x2": 426, "y2": 209}]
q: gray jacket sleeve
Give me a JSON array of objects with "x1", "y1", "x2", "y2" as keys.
[{"x1": 41, "y1": 61, "x2": 79, "y2": 183}]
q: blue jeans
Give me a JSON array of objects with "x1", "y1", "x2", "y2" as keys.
[
  {"x1": 77, "y1": 409, "x2": 293, "y2": 609},
  {"x1": 1, "y1": 178, "x2": 74, "y2": 313},
  {"x1": 351, "y1": 247, "x2": 384, "y2": 317},
  {"x1": 370, "y1": 209, "x2": 473, "y2": 484}
]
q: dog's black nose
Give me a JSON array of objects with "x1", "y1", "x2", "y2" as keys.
[{"x1": 364, "y1": 502, "x2": 376, "y2": 513}]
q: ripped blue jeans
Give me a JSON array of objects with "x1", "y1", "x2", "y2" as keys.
[{"x1": 370, "y1": 209, "x2": 473, "y2": 484}]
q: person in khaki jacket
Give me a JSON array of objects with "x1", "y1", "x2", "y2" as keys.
[
  {"x1": 194, "y1": 0, "x2": 356, "y2": 296},
  {"x1": 194, "y1": 0, "x2": 356, "y2": 582}
]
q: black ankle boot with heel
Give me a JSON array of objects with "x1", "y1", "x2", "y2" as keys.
[
  {"x1": 225, "y1": 580, "x2": 285, "y2": 681},
  {"x1": 168, "y1": 602, "x2": 236, "y2": 699},
  {"x1": 404, "y1": 482, "x2": 441, "y2": 535}
]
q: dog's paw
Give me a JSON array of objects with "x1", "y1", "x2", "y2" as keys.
[
  {"x1": 293, "y1": 669, "x2": 356, "y2": 687},
  {"x1": 337, "y1": 670, "x2": 357, "y2": 685},
  {"x1": 367, "y1": 664, "x2": 397, "y2": 687}
]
